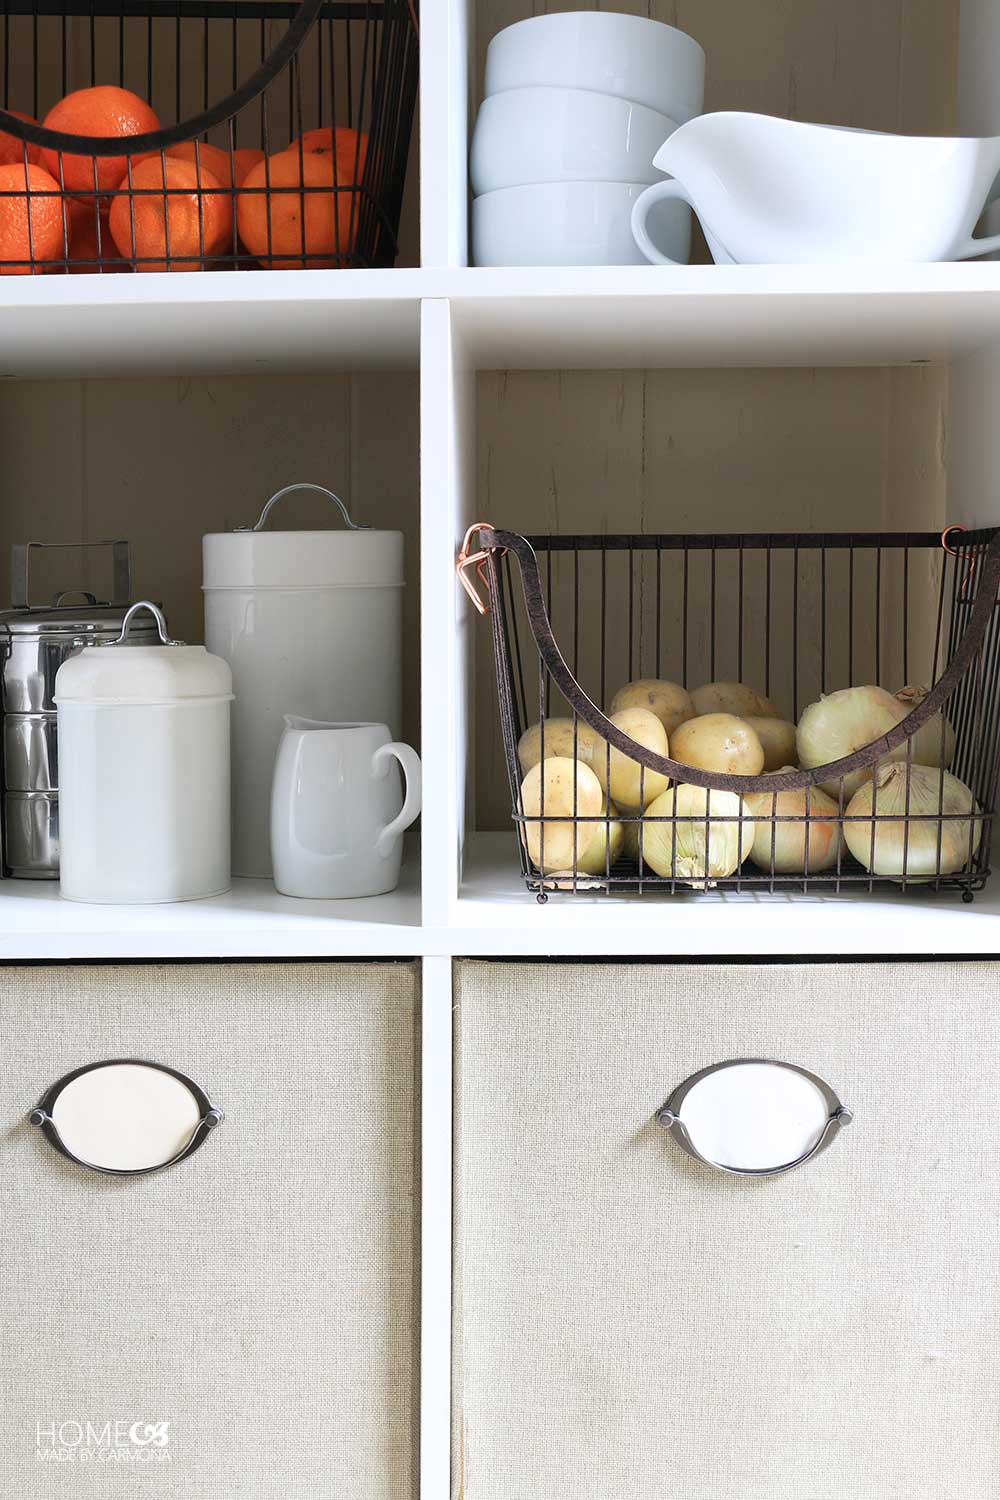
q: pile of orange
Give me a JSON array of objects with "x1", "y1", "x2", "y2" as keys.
[{"x1": 0, "y1": 84, "x2": 369, "y2": 274}]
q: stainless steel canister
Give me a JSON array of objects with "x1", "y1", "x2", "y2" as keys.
[{"x1": 0, "y1": 540, "x2": 161, "y2": 878}]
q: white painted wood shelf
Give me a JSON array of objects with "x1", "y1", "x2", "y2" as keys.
[
  {"x1": 0, "y1": 852, "x2": 420, "y2": 959},
  {"x1": 451, "y1": 834, "x2": 1000, "y2": 957},
  {"x1": 8, "y1": 833, "x2": 1000, "y2": 960},
  {"x1": 5, "y1": 264, "x2": 1000, "y2": 377}
]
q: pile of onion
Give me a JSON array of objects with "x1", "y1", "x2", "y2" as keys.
[
  {"x1": 843, "y1": 763, "x2": 981, "y2": 879},
  {"x1": 745, "y1": 774, "x2": 841, "y2": 874},
  {"x1": 640, "y1": 784, "x2": 754, "y2": 887}
]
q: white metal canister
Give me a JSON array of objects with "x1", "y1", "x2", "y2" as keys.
[
  {"x1": 203, "y1": 484, "x2": 404, "y2": 878},
  {"x1": 54, "y1": 602, "x2": 233, "y2": 904}
]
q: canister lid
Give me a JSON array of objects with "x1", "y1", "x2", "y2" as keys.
[
  {"x1": 0, "y1": 604, "x2": 162, "y2": 639},
  {"x1": 202, "y1": 483, "x2": 404, "y2": 591},
  {"x1": 54, "y1": 602, "x2": 233, "y2": 705}
]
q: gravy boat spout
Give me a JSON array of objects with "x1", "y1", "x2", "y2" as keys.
[{"x1": 631, "y1": 112, "x2": 1000, "y2": 266}]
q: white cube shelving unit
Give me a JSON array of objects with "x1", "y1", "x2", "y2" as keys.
[{"x1": 1, "y1": 0, "x2": 1000, "y2": 1494}]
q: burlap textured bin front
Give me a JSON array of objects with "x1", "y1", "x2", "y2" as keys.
[
  {"x1": 0, "y1": 961, "x2": 418, "y2": 1500},
  {"x1": 454, "y1": 960, "x2": 1000, "y2": 1500}
]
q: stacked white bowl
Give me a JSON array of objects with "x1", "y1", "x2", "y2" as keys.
[{"x1": 471, "y1": 12, "x2": 705, "y2": 267}]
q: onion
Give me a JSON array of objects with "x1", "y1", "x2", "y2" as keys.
[
  {"x1": 622, "y1": 817, "x2": 643, "y2": 865},
  {"x1": 575, "y1": 804, "x2": 625, "y2": 875},
  {"x1": 843, "y1": 763, "x2": 982, "y2": 878},
  {"x1": 609, "y1": 678, "x2": 695, "y2": 738},
  {"x1": 640, "y1": 784, "x2": 755, "y2": 887},
  {"x1": 592, "y1": 706, "x2": 670, "y2": 812},
  {"x1": 796, "y1": 685, "x2": 908, "y2": 800},
  {"x1": 894, "y1": 685, "x2": 957, "y2": 769},
  {"x1": 745, "y1": 774, "x2": 841, "y2": 873},
  {"x1": 745, "y1": 716, "x2": 797, "y2": 772},
  {"x1": 671, "y1": 713, "x2": 764, "y2": 775},
  {"x1": 691, "y1": 681, "x2": 780, "y2": 718}
]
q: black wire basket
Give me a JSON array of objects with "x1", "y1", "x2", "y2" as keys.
[
  {"x1": 0, "y1": 0, "x2": 417, "y2": 272},
  {"x1": 460, "y1": 523, "x2": 1000, "y2": 902}
]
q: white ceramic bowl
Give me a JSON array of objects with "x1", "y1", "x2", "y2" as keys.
[
  {"x1": 472, "y1": 180, "x2": 691, "y2": 267},
  {"x1": 470, "y1": 86, "x2": 677, "y2": 196},
  {"x1": 484, "y1": 11, "x2": 704, "y2": 124}
]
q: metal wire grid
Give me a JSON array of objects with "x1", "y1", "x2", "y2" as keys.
[
  {"x1": 478, "y1": 527, "x2": 1000, "y2": 901},
  {"x1": 0, "y1": 0, "x2": 417, "y2": 270}
]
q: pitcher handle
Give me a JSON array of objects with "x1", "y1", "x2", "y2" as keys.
[
  {"x1": 373, "y1": 743, "x2": 422, "y2": 857},
  {"x1": 631, "y1": 180, "x2": 693, "y2": 266}
]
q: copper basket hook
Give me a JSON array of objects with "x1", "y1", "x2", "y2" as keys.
[
  {"x1": 456, "y1": 523, "x2": 503, "y2": 616},
  {"x1": 942, "y1": 524, "x2": 977, "y2": 599}
]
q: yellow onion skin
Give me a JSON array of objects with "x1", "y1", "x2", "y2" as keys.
[
  {"x1": 745, "y1": 776, "x2": 841, "y2": 874},
  {"x1": 796, "y1": 685, "x2": 908, "y2": 800},
  {"x1": 574, "y1": 807, "x2": 625, "y2": 876},
  {"x1": 640, "y1": 784, "x2": 755, "y2": 887},
  {"x1": 894, "y1": 686, "x2": 957, "y2": 770},
  {"x1": 843, "y1": 763, "x2": 982, "y2": 879}
]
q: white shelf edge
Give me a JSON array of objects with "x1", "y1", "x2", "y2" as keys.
[
  {"x1": 0, "y1": 859, "x2": 421, "y2": 961},
  {"x1": 4, "y1": 263, "x2": 1000, "y2": 376},
  {"x1": 447, "y1": 833, "x2": 1000, "y2": 958}
]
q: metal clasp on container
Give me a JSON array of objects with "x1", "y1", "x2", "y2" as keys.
[
  {"x1": 99, "y1": 600, "x2": 184, "y2": 647},
  {"x1": 233, "y1": 483, "x2": 372, "y2": 534}
]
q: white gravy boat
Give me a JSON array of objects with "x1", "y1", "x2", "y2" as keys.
[{"x1": 631, "y1": 112, "x2": 1000, "y2": 265}]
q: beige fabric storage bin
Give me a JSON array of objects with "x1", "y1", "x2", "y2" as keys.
[
  {"x1": 0, "y1": 962, "x2": 418, "y2": 1500},
  {"x1": 454, "y1": 960, "x2": 1000, "y2": 1500}
]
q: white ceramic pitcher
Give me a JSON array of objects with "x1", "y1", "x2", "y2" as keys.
[
  {"x1": 631, "y1": 112, "x2": 1000, "y2": 265},
  {"x1": 270, "y1": 718, "x2": 421, "y2": 899}
]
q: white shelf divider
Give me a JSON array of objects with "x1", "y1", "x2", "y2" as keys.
[{"x1": 420, "y1": 297, "x2": 477, "y2": 927}]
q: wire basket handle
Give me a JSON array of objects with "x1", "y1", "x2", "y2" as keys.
[
  {"x1": 469, "y1": 524, "x2": 1000, "y2": 798},
  {"x1": 0, "y1": 0, "x2": 324, "y2": 158}
]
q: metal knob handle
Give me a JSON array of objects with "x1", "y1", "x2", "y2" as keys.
[
  {"x1": 236, "y1": 483, "x2": 370, "y2": 534},
  {"x1": 103, "y1": 601, "x2": 184, "y2": 648}
]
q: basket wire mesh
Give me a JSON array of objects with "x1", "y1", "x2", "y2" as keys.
[
  {"x1": 0, "y1": 0, "x2": 417, "y2": 271},
  {"x1": 465, "y1": 525, "x2": 1000, "y2": 902}
]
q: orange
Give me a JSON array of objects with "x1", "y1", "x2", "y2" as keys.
[
  {"x1": 0, "y1": 110, "x2": 42, "y2": 167},
  {"x1": 232, "y1": 147, "x2": 264, "y2": 186},
  {"x1": 108, "y1": 156, "x2": 232, "y2": 272},
  {"x1": 132, "y1": 140, "x2": 238, "y2": 189},
  {"x1": 68, "y1": 209, "x2": 132, "y2": 273},
  {"x1": 236, "y1": 151, "x2": 356, "y2": 269},
  {"x1": 41, "y1": 85, "x2": 160, "y2": 198},
  {"x1": 0, "y1": 162, "x2": 66, "y2": 273},
  {"x1": 283, "y1": 126, "x2": 369, "y2": 181}
]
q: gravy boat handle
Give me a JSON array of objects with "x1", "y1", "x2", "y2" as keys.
[
  {"x1": 631, "y1": 179, "x2": 693, "y2": 266},
  {"x1": 954, "y1": 227, "x2": 1000, "y2": 260}
]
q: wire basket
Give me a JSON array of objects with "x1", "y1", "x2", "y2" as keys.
[
  {"x1": 0, "y1": 0, "x2": 417, "y2": 272},
  {"x1": 460, "y1": 524, "x2": 1000, "y2": 902}
]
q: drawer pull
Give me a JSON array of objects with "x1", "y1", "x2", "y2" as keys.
[
  {"x1": 29, "y1": 1059, "x2": 223, "y2": 1177},
  {"x1": 656, "y1": 1059, "x2": 851, "y2": 1178}
]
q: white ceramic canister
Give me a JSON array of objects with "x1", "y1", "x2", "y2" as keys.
[
  {"x1": 203, "y1": 484, "x2": 404, "y2": 878},
  {"x1": 54, "y1": 602, "x2": 233, "y2": 904}
]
